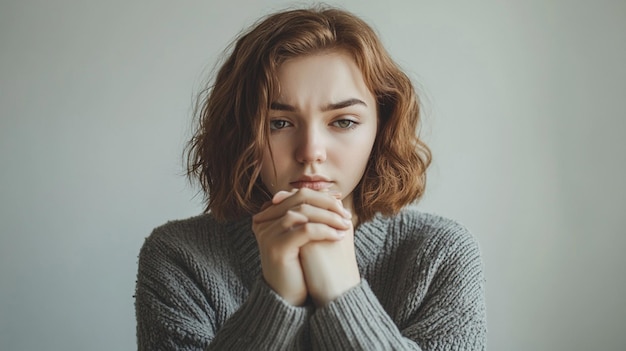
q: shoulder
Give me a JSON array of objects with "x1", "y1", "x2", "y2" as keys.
[
  {"x1": 140, "y1": 214, "x2": 212, "y2": 253},
  {"x1": 388, "y1": 207, "x2": 482, "y2": 262},
  {"x1": 389, "y1": 206, "x2": 475, "y2": 240},
  {"x1": 139, "y1": 213, "x2": 251, "y2": 264},
  {"x1": 146, "y1": 213, "x2": 251, "y2": 244},
  {"x1": 150, "y1": 213, "x2": 219, "y2": 239},
  {"x1": 384, "y1": 208, "x2": 485, "y2": 306}
]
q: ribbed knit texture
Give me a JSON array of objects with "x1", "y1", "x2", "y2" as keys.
[{"x1": 135, "y1": 207, "x2": 487, "y2": 350}]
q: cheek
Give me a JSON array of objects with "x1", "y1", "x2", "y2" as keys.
[
  {"x1": 355, "y1": 127, "x2": 377, "y2": 161},
  {"x1": 339, "y1": 132, "x2": 376, "y2": 181},
  {"x1": 349, "y1": 147, "x2": 373, "y2": 175},
  {"x1": 358, "y1": 132, "x2": 377, "y2": 172}
]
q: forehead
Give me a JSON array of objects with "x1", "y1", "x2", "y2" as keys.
[{"x1": 274, "y1": 50, "x2": 374, "y2": 106}]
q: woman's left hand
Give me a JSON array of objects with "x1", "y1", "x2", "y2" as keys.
[{"x1": 299, "y1": 200, "x2": 361, "y2": 307}]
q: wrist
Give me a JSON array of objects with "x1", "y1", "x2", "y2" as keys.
[{"x1": 310, "y1": 276, "x2": 361, "y2": 307}]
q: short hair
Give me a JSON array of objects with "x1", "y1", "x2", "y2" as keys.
[{"x1": 186, "y1": 6, "x2": 431, "y2": 222}]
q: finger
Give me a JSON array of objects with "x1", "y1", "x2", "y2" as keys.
[
  {"x1": 256, "y1": 188, "x2": 350, "y2": 223},
  {"x1": 255, "y1": 202, "x2": 350, "y2": 243},
  {"x1": 288, "y1": 203, "x2": 351, "y2": 230},
  {"x1": 259, "y1": 200, "x2": 273, "y2": 212},
  {"x1": 269, "y1": 222, "x2": 344, "y2": 252},
  {"x1": 317, "y1": 188, "x2": 342, "y2": 199},
  {"x1": 254, "y1": 209, "x2": 309, "y2": 240},
  {"x1": 253, "y1": 191, "x2": 296, "y2": 224},
  {"x1": 272, "y1": 189, "x2": 298, "y2": 204},
  {"x1": 292, "y1": 188, "x2": 351, "y2": 219},
  {"x1": 251, "y1": 190, "x2": 297, "y2": 226}
]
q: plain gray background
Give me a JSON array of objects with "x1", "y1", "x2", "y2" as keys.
[{"x1": 1, "y1": 0, "x2": 625, "y2": 350}]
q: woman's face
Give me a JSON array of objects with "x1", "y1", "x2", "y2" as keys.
[{"x1": 260, "y1": 50, "x2": 378, "y2": 213}]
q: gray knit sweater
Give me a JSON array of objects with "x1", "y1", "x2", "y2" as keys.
[{"x1": 135, "y1": 207, "x2": 486, "y2": 350}]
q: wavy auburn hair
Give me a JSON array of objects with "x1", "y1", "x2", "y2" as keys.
[{"x1": 186, "y1": 6, "x2": 431, "y2": 222}]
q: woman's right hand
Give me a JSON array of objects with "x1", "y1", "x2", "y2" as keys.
[{"x1": 251, "y1": 188, "x2": 352, "y2": 306}]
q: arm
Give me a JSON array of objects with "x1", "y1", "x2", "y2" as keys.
[
  {"x1": 208, "y1": 279, "x2": 312, "y2": 350},
  {"x1": 135, "y1": 229, "x2": 311, "y2": 351},
  {"x1": 307, "y1": 224, "x2": 487, "y2": 350}
]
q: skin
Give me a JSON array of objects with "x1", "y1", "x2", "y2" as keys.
[{"x1": 252, "y1": 50, "x2": 378, "y2": 306}]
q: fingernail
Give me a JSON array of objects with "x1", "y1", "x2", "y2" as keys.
[
  {"x1": 336, "y1": 231, "x2": 346, "y2": 238},
  {"x1": 329, "y1": 190, "x2": 342, "y2": 199},
  {"x1": 343, "y1": 218, "x2": 352, "y2": 226}
]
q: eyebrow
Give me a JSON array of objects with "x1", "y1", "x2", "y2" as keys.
[{"x1": 269, "y1": 98, "x2": 367, "y2": 112}]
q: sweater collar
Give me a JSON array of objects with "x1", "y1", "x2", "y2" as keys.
[{"x1": 354, "y1": 213, "x2": 390, "y2": 270}]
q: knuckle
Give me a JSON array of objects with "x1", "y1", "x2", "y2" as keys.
[
  {"x1": 284, "y1": 210, "x2": 301, "y2": 222},
  {"x1": 280, "y1": 220, "x2": 293, "y2": 231},
  {"x1": 302, "y1": 222, "x2": 324, "y2": 236},
  {"x1": 301, "y1": 222, "x2": 314, "y2": 233},
  {"x1": 296, "y1": 187, "x2": 314, "y2": 199},
  {"x1": 296, "y1": 187, "x2": 310, "y2": 195}
]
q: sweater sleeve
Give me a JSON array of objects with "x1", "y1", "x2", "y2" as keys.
[
  {"x1": 309, "y1": 280, "x2": 421, "y2": 350},
  {"x1": 207, "y1": 279, "x2": 312, "y2": 350},
  {"x1": 308, "y1": 224, "x2": 486, "y2": 350},
  {"x1": 135, "y1": 229, "x2": 311, "y2": 350}
]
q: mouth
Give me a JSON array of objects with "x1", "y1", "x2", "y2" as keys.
[
  {"x1": 289, "y1": 181, "x2": 333, "y2": 190},
  {"x1": 289, "y1": 176, "x2": 333, "y2": 190}
]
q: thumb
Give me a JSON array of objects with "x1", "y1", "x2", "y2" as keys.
[{"x1": 272, "y1": 189, "x2": 298, "y2": 204}]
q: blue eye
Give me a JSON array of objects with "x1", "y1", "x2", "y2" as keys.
[
  {"x1": 332, "y1": 119, "x2": 358, "y2": 129},
  {"x1": 269, "y1": 120, "x2": 291, "y2": 130}
]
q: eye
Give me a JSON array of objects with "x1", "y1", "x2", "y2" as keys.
[
  {"x1": 269, "y1": 119, "x2": 292, "y2": 130},
  {"x1": 332, "y1": 119, "x2": 358, "y2": 129}
]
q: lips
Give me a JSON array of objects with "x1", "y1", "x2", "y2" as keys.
[
  {"x1": 290, "y1": 175, "x2": 332, "y2": 190},
  {"x1": 290, "y1": 181, "x2": 333, "y2": 190}
]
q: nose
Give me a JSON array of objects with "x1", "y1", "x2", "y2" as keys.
[{"x1": 295, "y1": 126, "x2": 327, "y2": 164}]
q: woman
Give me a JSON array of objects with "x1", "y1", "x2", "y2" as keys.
[{"x1": 135, "y1": 6, "x2": 486, "y2": 350}]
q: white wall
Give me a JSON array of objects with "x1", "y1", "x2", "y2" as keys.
[{"x1": 1, "y1": 0, "x2": 624, "y2": 350}]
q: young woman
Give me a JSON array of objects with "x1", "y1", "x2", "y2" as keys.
[{"x1": 135, "y1": 6, "x2": 486, "y2": 350}]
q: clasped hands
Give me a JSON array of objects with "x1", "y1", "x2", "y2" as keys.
[{"x1": 252, "y1": 188, "x2": 361, "y2": 307}]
